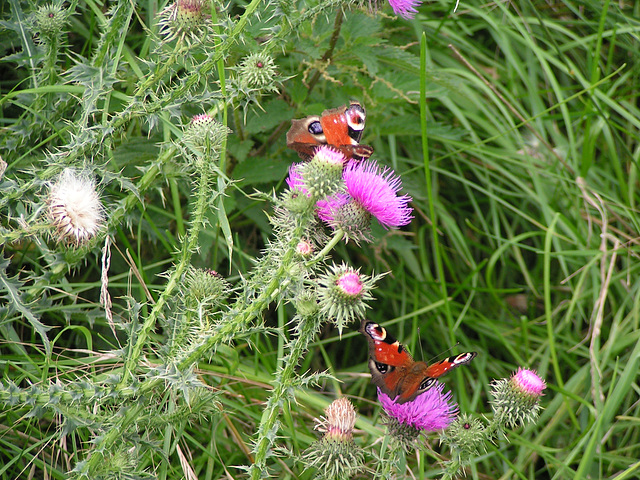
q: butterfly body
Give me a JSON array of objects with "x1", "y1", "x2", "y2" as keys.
[
  {"x1": 286, "y1": 101, "x2": 374, "y2": 161},
  {"x1": 360, "y1": 320, "x2": 476, "y2": 404}
]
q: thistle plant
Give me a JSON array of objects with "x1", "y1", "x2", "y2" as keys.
[
  {"x1": 1, "y1": 0, "x2": 629, "y2": 479},
  {"x1": 438, "y1": 368, "x2": 547, "y2": 479}
]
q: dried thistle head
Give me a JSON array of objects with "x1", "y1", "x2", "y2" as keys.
[{"x1": 47, "y1": 169, "x2": 104, "y2": 246}]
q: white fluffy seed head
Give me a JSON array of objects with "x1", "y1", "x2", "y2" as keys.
[{"x1": 47, "y1": 169, "x2": 104, "y2": 246}]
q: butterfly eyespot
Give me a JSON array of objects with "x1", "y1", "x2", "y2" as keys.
[
  {"x1": 308, "y1": 121, "x2": 323, "y2": 135},
  {"x1": 375, "y1": 361, "x2": 389, "y2": 374},
  {"x1": 419, "y1": 377, "x2": 436, "y2": 391}
]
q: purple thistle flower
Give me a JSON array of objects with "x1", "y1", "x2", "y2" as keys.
[
  {"x1": 378, "y1": 383, "x2": 458, "y2": 432},
  {"x1": 388, "y1": 0, "x2": 423, "y2": 19},
  {"x1": 286, "y1": 163, "x2": 309, "y2": 196},
  {"x1": 343, "y1": 160, "x2": 413, "y2": 229},
  {"x1": 316, "y1": 193, "x2": 349, "y2": 224}
]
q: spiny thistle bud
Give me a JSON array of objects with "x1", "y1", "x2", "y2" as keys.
[
  {"x1": 440, "y1": 413, "x2": 487, "y2": 459},
  {"x1": 317, "y1": 264, "x2": 379, "y2": 333},
  {"x1": 490, "y1": 368, "x2": 546, "y2": 428},
  {"x1": 183, "y1": 267, "x2": 230, "y2": 310},
  {"x1": 157, "y1": 0, "x2": 210, "y2": 45},
  {"x1": 298, "y1": 146, "x2": 347, "y2": 200},
  {"x1": 47, "y1": 168, "x2": 104, "y2": 246},
  {"x1": 379, "y1": 383, "x2": 458, "y2": 448},
  {"x1": 315, "y1": 397, "x2": 357, "y2": 440},
  {"x1": 182, "y1": 114, "x2": 231, "y2": 159},
  {"x1": 293, "y1": 290, "x2": 318, "y2": 317},
  {"x1": 238, "y1": 52, "x2": 278, "y2": 90},
  {"x1": 302, "y1": 398, "x2": 364, "y2": 479},
  {"x1": 33, "y1": 2, "x2": 69, "y2": 41}
]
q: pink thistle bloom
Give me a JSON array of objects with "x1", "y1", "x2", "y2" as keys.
[
  {"x1": 286, "y1": 163, "x2": 309, "y2": 196},
  {"x1": 336, "y1": 271, "x2": 363, "y2": 297},
  {"x1": 388, "y1": 0, "x2": 423, "y2": 19},
  {"x1": 313, "y1": 145, "x2": 347, "y2": 166},
  {"x1": 316, "y1": 193, "x2": 349, "y2": 224},
  {"x1": 511, "y1": 368, "x2": 546, "y2": 398},
  {"x1": 343, "y1": 161, "x2": 413, "y2": 229},
  {"x1": 378, "y1": 383, "x2": 458, "y2": 432}
]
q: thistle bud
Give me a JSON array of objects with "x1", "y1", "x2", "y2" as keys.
[
  {"x1": 182, "y1": 114, "x2": 231, "y2": 158},
  {"x1": 440, "y1": 413, "x2": 487, "y2": 458},
  {"x1": 296, "y1": 239, "x2": 314, "y2": 257},
  {"x1": 490, "y1": 368, "x2": 546, "y2": 428},
  {"x1": 282, "y1": 164, "x2": 315, "y2": 213},
  {"x1": 238, "y1": 52, "x2": 278, "y2": 90},
  {"x1": 157, "y1": 0, "x2": 210, "y2": 45},
  {"x1": 298, "y1": 146, "x2": 346, "y2": 200},
  {"x1": 293, "y1": 290, "x2": 318, "y2": 318},
  {"x1": 33, "y1": 3, "x2": 69, "y2": 41},
  {"x1": 317, "y1": 264, "x2": 377, "y2": 332},
  {"x1": 302, "y1": 398, "x2": 364, "y2": 479},
  {"x1": 183, "y1": 267, "x2": 230, "y2": 309}
]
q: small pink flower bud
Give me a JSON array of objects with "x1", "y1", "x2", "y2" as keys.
[
  {"x1": 490, "y1": 367, "x2": 546, "y2": 428},
  {"x1": 157, "y1": 0, "x2": 210, "y2": 45},
  {"x1": 296, "y1": 240, "x2": 313, "y2": 257},
  {"x1": 317, "y1": 264, "x2": 381, "y2": 333},
  {"x1": 303, "y1": 398, "x2": 364, "y2": 478}
]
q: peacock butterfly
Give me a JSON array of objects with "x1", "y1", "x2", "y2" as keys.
[
  {"x1": 286, "y1": 101, "x2": 374, "y2": 161},
  {"x1": 360, "y1": 320, "x2": 476, "y2": 404}
]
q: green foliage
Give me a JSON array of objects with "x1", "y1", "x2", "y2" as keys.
[{"x1": 2, "y1": 0, "x2": 640, "y2": 478}]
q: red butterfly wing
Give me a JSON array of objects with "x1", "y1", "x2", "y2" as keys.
[
  {"x1": 286, "y1": 102, "x2": 373, "y2": 161},
  {"x1": 424, "y1": 352, "x2": 477, "y2": 378}
]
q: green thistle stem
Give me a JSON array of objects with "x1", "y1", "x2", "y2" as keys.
[
  {"x1": 134, "y1": 44, "x2": 189, "y2": 98},
  {"x1": 306, "y1": 228, "x2": 344, "y2": 267},
  {"x1": 250, "y1": 312, "x2": 323, "y2": 479},
  {"x1": 120, "y1": 163, "x2": 215, "y2": 386},
  {"x1": 178, "y1": 219, "x2": 308, "y2": 369}
]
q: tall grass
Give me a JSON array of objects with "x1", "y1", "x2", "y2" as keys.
[{"x1": 1, "y1": 0, "x2": 639, "y2": 478}]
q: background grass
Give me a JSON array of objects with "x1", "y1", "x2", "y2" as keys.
[{"x1": 1, "y1": 0, "x2": 640, "y2": 478}]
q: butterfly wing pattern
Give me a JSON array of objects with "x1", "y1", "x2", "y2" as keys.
[{"x1": 360, "y1": 320, "x2": 476, "y2": 404}]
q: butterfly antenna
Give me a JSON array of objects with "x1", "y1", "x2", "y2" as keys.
[
  {"x1": 417, "y1": 326, "x2": 425, "y2": 360},
  {"x1": 427, "y1": 343, "x2": 461, "y2": 363}
]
